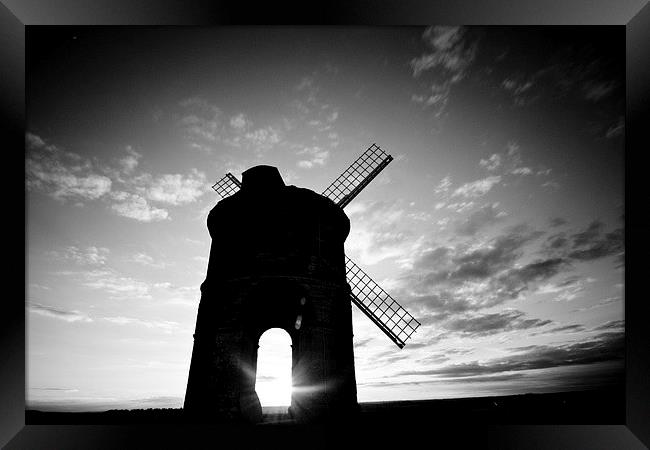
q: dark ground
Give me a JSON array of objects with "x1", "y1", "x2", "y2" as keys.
[
  {"x1": 26, "y1": 386, "x2": 625, "y2": 425},
  {"x1": 12, "y1": 387, "x2": 645, "y2": 450}
]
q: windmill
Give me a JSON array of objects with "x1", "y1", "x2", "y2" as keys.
[
  {"x1": 184, "y1": 143, "x2": 420, "y2": 423},
  {"x1": 212, "y1": 143, "x2": 421, "y2": 349}
]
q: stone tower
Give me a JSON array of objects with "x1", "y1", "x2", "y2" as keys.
[{"x1": 184, "y1": 165, "x2": 358, "y2": 422}]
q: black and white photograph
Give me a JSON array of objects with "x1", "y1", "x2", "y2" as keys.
[{"x1": 5, "y1": 3, "x2": 648, "y2": 447}]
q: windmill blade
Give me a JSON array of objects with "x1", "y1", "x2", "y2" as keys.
[
  {"x1": 345, "y1": 256, "x2": 420, "y2": 349},
  {"x1": 212, "y1": 173, "x2": 242, "y2": 199},
  {"x1": 321, "y1": 143, "x2": 393, "y2": 209}
]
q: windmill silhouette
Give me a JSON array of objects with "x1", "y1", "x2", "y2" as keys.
[{"x1": 184, "y1": 143, "x2": 420, "y2": 423}]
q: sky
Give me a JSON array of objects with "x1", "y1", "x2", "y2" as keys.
[{"x1": 26, "y1": 26, "x2": 625, "y2": 411}]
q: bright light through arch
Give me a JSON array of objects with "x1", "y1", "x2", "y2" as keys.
[{"x1": 255, "y1": 328, "x2": 292, "y2": 407}]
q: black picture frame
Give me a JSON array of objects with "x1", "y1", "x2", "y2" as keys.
[{"x1": 3, "y1": 0, "x2": 648, "y2": 448}]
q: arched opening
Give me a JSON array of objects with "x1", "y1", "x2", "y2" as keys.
[{"x1": 255, "y1": 328, "x2": 292, "y2": 408}]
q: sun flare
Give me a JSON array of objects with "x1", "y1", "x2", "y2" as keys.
[{"x1": 255, "y1": 329, "x2": 292, "y2": 407}]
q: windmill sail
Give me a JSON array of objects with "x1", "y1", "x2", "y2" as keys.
[
  {"x1": 321, "y1": 143, "x2": 393, "y2": 208},
  {"x1": 345, "y1": 256, "x2": 420, "y2": 348},
  {"x1": 212, "y1": 173, "x2": 242, "y2": 199},
  {"x1": 210, "y1": 144, "x2": 420, "y2": 348}
]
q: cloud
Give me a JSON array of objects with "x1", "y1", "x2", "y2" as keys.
[
  {"x1": 27, "y1": 132, "x2": 207, "y2": 223},
  {"x1": 396, "y1": 330, "x2": 624, "y2": 378},
  {"x1": 501, "y1": 77, "x2": 538, "y2": 107},
  {"x1": 119, "y1": 146, "x2": 142, "y2": 174},
  {"x1": 444, "y1": 309, "x2": 552, "y2": 337},
  {"x1": 109, "y1": 191, "x2": 169, "y2": 222},
  {"x1": 479, "y1": 154, "x2": 501, "y2": 171},
  {"x1": 502, "y1": 78, "x2": 534, "y2": 95},
  {"x1": 592, "y1": 319, "x2": 624, "y2": 331},
  {"x1": 536, "y1": 275, "x2": 594, "y2": 302},
  {"x1": 129, "y1": 252, "x2": 166, "y2": 268},
  {"x1": 297, "y1": 146, "x2": 329, "y2": 169},
  {"x1": 582, "y1": 80, "x2": 617, "y2": 102},
  {"x1": 28, "y1": 302, "x2": 93, "y2": 323},
  {"x1": 48, "y1": 246, "x2": 109, "y2": 266},
  {"x1": 445, "y1": 201, "x2": 475, "y2": 213},
  {"x1": 571, "y1": 221, "x2": 604, "y2": 247},
  {"x1": 571, "y1": 296, "x2": 621, "y2": 313},
  {"x1": 454, "y1": 203, "x2": 507, "y2": 236},
  {"x1": 346, "y1": 200, "x2": 413, "y2": 265},
  {"x1": 26, "y1": 133, "x2": 112, "y2": 202},
  {"x1": 242, "y1": 126, "x2": 282, "y2": 152},
  {"x1": 139, "y1": 170, "x2": 206, "y2": 206},
  {"x1": 177, "y1": 97, "x2": 224, "y2": 148},
  {"x1": 401, "y1": 225, "x2": 556, "y2": 317},
  {"x1": 434, "y1": 175, "x2": 453, "y2": 195},
  {"x1": 229, "y1": 113, "x2": 251, "y2": 131},
  {"x1": 511, "y1": 167, "x2": 533, "y2": 175},
  {"x1": 605, "y1": 116, "x2": 624, "y2": 139},
  {"x1": 538, "y1": 324, "x2": 586, "y2": 334},
  {"x1": 179, "y1": 96, "x2": 221, "y2": 114},
  {"x1": 541, "y1": 221, "x2": 624, "y2": 267},
  {"x1": 493, "y1": 257, "x2": 570, "y2": 300},
  {"x1": 568, "y1": 221, "x2": 623, "y2": 263},
  {"x1": 410, "y1": 26, "x2": 478, "y2": 116},
  {"x1": 541, "y1": 180, "x2": 561, "y2": 191},
  {"x1": 103, "y1": 316, "x2": 179, "y2": 333},
  {"x1": 452, "y1": 176, "x2": 501, "y2": 198},
  {"x1": 75, "y1": 268, "x2": 153, "y2": 300},
  {"x1": 411, "y1": 26, "x2": 477, "y2": 78}
]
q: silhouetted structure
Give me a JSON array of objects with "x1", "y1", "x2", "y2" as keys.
[{"x1": 184, "y1": 144, "x2": 420, "y2": 423}]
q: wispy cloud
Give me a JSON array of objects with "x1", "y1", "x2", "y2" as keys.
[
  {"x1": 119, "y1": 146, "x2": 142, "y2": 174},
  {"x1": 26, "y1": 133, "x2": 112, "y2": 202},
  {"x1": 444, "y1": 309, "x2": 552, "y2": 337},
  {"x1": 128, "y1": 252, "x2": 167, "y2": 268},
  {"x1": 70, "y1": 268, "x2": 153, "y2": 300},
  {"x1": 178, "y1": 97, "x2": 283, "y2": 155},
  {"x1": 478, "y1": 141, "x2": 548, "y2": 184},
  {"x1": 27, "y1": 133, "x2": 208, "y2": 222},
  {"x1": 47, "y1": 246, "x2": 109, "y2": 266},
  {"x1": 296, "y1": 146, "x2": 329, "y2": 169},
  {"x1": 434, "y1": 175, "x2": 452, "y2": 195},
  {"x1": 410, "y1": 26, "x2": 478, "y2": 117},
  {"x1": 479, "y1": 154, "x2": 502, "y2": 171},
  {"x1": 583, "y1": 80, "x2": 617, "y2": 102},
  {"x1": 28, "y1": 302, "x2": 93, "y2": 323},
  {"x1": 103, "y1": 316, "x2": 179, "y2": 333},
  {"x1": 500, "y1": 76, "x2": 538, "y2": 107},
  {"x1": 411, "y1": 26, "x2": 477, "y2": 79},
  {"x1": 572, "y1": 296, "x2": 622, "y2": 313},
  {"x1": 454, "y1": 203, "x2": 507, "y2": 236},
  {"x1": 133, "y1": 169, "x2": 206, "y2": 206},
  {"x1": 109, "y1": 191, "x2": 169, "y2": 222},
  {"x1": 605, "y1": 116, "x2": 624, "y2": 139},
  {"x1": 452, "y1": 175, "x2": 501, "y2": 198},
  {"x1": 229, "y1": 113, "x2": 252, "y2": 131}
]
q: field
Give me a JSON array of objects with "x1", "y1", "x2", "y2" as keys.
[{"x1": 25, "y1": 386, "x2": 624, "y2": 425}]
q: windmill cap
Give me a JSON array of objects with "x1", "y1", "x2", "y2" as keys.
[{"x1": 241, "y1": 165, "x2": 285, "y2": 191}]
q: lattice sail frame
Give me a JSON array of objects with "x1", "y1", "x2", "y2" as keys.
[
  {"x1": 212, "y1": 173, "x2": 242, "y2": 199},
  {"x1": 210, "y1": 144, "x2": 421, "y2": 348},
  {"x1": 346, "y1": 257, "x2": 420, "y2": 348},
  {"x1": 321, "y1": 143, "x2": 393, "y2": 208}
]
